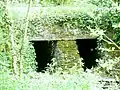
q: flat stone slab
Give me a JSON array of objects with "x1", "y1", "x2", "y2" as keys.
[{"x1": 30, "y1": 35, "x2": 98, "y2": 41}]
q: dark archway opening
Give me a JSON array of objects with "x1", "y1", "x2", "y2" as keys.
[
  {"x1": 32, "y1": 41, "x2": 57, "y2": 72},
  {"x1": 31, "y1": 38, "x2": 100, "y2": 72},
  {"x1": 76, "y1": 38, "x2": 100, "y2": 71}
]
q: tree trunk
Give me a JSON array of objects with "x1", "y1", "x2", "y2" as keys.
[
  {"x1": 10, "y1": 24, "x2": 18, "y2": 76},
  {"x1": 19, "y1": 0, "x2": 31, "y2": 77}
]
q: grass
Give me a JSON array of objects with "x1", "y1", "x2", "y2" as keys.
[
  {"x1": 0, "y1": 56, "x2": 120, "y2": 90},
  {"x1": 0, "y1": 68, "x2": 120, "y2": 90},
  {"x1": 0, "y1": 70, "x2": 99, "y2": 90}
]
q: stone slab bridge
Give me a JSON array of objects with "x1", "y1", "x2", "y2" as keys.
[
  {"x1": 8, "y1": 6, "x2": 100, "y2": 72},
  {"x1": 30, "y1": 36, "x2": 100, "y2": 72}
]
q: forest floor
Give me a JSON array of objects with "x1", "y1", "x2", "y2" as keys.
[
  {"x1": 21, "y1": 71, "x2": 120, "y2": 90},
  {"x1": 1, "y1": 70, "x2": 120, "y2": 90}
]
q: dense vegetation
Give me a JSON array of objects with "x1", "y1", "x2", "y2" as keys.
[{"x1": 0, "y1": 0, "x2": 120, "y2": 90}]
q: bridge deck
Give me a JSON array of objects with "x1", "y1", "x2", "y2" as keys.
[{"x1": 30, "y1": 35, "x2": 98, "y2": 41}]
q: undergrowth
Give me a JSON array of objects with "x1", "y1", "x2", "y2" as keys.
[{"x1": 0, "y1": 69, "x2": 99, "y2": 90}]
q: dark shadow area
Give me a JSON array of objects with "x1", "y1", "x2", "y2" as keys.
[
  {"x1": 76, "y1": 38, "x2": 100, "y2": 71},
  {"x1": 31, "y1": 38, "x2": 100, "y2": 72},
  {"x1": 32, "y1": 41, "x2": 57, "y2": 72}
]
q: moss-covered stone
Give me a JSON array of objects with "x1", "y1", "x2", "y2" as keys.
[{"x1": 7, "y1": 6, "x2": 98, "y2": 39}]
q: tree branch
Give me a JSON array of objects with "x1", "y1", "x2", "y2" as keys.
[{"x1": 103, "y1": 34, "x2": 120, "y2": 50}]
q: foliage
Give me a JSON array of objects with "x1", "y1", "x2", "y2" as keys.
[
  {"x1": 1, "y1": 68, "x2": 120, "y2": 90},
  {"x1": 0, "y1": 1, "x2": 36, "y2": 75},
  {"x1": 11, "y1": 19, "x2": 36, "y2": 73},
  {"x1": 40, "y1": 0, "x2": 72, "y2": 6},
  {"x1": 22, "y1": 41, "x2": 36, "y2": 73},
  {"x1": 4, "y1": 0, "x2": 72, "y2": 5},
  {"x1": 0, "y1": 1, "x2": 12, "y2": 71},
  {"x1": 0, "y1": 70, "x2": 101, "y2": 90},
  {"x1": 27, "y1": 4, "x2": 96, "y2": 38},
  {"x1": 93, "y1": 5, "x2": 120, "y2": 45},
  {"x1": 94, "y1": 55, "x2": 120, "y2": 80},
  {"x1": 89, "y1": 0, "x2": 113, "y2": 7}
]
